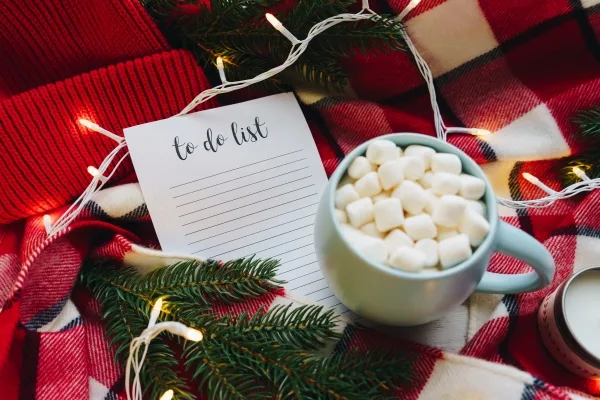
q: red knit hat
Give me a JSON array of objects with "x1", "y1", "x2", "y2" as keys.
[{"x1": 0, "y1": 0, "x2": 217, "y2": 224}]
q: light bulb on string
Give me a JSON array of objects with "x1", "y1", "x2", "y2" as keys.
[
  {"x1": 216, "y1": 57, "x2": 227, "y2": 84},
  {"x1": 43, "y1": 214, "x2": 52, "y2": 234},
  {"x1": 78, "y1": 118, "x2": 124, "y2": 143},
  {"x1": 148, "y1": 297, "x2": 163, "y2": 328},
  {"x1": 184, "y1": 328, "x2": 203, "y2": 342},
  {"x1": 265, "y1": 13, "x2": 300, "y2": 45},
  {"x1": 445, "y1": 127, "x2": 491, "y2": 136},
  {"x1": 159, "y1": 389, "x2": 174, "y2": 400},
  {"x1": 521, "y1": 172, "x2": 557, "y2": 195},
  {"x1": 573, "y1": 167, "x2": 591, "y2": 181}
]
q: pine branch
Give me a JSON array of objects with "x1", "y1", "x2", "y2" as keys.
[
  {"x1": 572, "y1": 106, "x2": 600, "y2": 137},
  {"x1": 140, "y1": 0, "x2": 406, "y2": 91},
  {"x1": 561, "y1": 151, "x2": 600, "y2": 186},
  {"x1": 80, "y1": 258, "x2": 412, "y2": 400}
]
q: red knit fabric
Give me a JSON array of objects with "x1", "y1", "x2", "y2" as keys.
[
  {"x1": 0, "y1": 0, "x2": 217, "y2": 224},
  {"x1": 0, "y1": 0, "x2": 169, "y2": 97}
]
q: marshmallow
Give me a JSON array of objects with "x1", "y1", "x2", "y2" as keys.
[
  {"x1": 403, "y1": 214, "x2": 437, "y2": 241},
  {"x1": 354, "y1": 172, "x2": 382, "y2": 198},
  {"x1": 431, "y1": 172, "x2": 461, "y2": 196},
  {"x1": 339, "y1": 175, "x2": 355, "y2": 187},
  {"x1": 459, "y1": 174, "x2": 486, "y2": 200},
  {"x1": 467, "y1": 200, "x2": 487, "y2": 217},
  {"x1": 400, "y1": 156, "x2": 426, "y2": 181},
  {"x1": 372, "y1": 190, "x2": 391, "y2": 204},
  {"x1": 459, "y1": 209, "x2": 490, "y2": 246},
  {"x1": 360, "y1": 237, "x2": 389, "y2": 264},
  {"x1": 348, "y1": 156, "x2": 375, "y2": 180},
  {"x1": 404, "y1": 145, "x2": 436, "y2": 170},
  {"x1": 361, "y1": 222, "x2": 384, "y2": 238},
  {"x1": 436, "y1": 225, "x2": 458, "y2": 241},
  {"x1": 419, "y1": 171, "x2": 434, "y2": 189},
  {"x1": 414, "y1": 238, "x2": 439, "y2": 268},
  {"x1": 346, "y1": 197, "x2": 374, "y2": 228},
  {"x1": 388, "y1": 247, "x2": 426, "y2": 272},
  {"x1": 431, "y1": 153, "x2": 462, "y2": 175},
  {"x1": 378, "y1": 159, "x2": 405, "y2": 190},
  {"x1": 384, "y1": 229, "x2": 414, "y2": 251},
  {"x1": 334, "y1": 209, "x2": 348, "y2": 224},
  {"x1": 438, "y1": 234, "x2": 472, "y2": 269},
  {"x1": 423, "y1": 189, "x2": 440, "y2": 214},
  {"x1": 373, "y1": 198, "x2": 404, "y2": 232},
  {"x1": 366, "y1": 140, "x2": 400, "y2": 165},
  {"x1": 392, "y1": 180, "x2": 427, "y2": 214},
  {"x1": 432, "y1": 195, "x2": 468, "y2": 228},
  {"x1": 335, "y1": 184, "x2": 359, "y2": 210}
]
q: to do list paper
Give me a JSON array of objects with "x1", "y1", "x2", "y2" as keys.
[{"x1": 124, "y1": 93, "x2": 347, "y2": 313}]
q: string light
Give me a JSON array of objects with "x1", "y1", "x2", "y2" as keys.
[
  {"x1": 216, "y1": 57, "x2": 227, "y2": 83},
  {"x1": 50, "y1": 0, "x2": 600, "y2": 235},
  {"x1": 573, "y1": 167, "x2": 590, "y2": 181},
  {"x1": 87, "y1": 165, "x2": 107, "y2": 183},
  {"x1": 265, "y1": 13, "x2": 300, "y2": 45},
  {"x1": 78, "y1": 118, "x2": 124, "y2": 143},
  {"x1": 521, "y1": 172, "x2": 558, "y2": 195},
  {"x1": 445, "y1": 127, "x2": 491, "y2": 136},
  {"x1": 497, "y1": 169, "x2": 600, "y2": 209},
  {"x1": 159, "y1": 390, "x2": 174, "y2": 400},
  {"x1": 125, "y1": 298, "x2": 203, "y2": 400},
  {"x1": 43, "y1": 214, "x2": 52, "y2": 234}
]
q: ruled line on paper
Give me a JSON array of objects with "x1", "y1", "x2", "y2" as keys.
[
  {"x1": 173, "y1": 162, "x2": 308, "y2": 199},
  {"x1": 169, "y1": 149, "x2": 304, "y2": 189},
  {"x1": 185, "y1": 204, "x2": 318, "y2": 237},
  {"x1": 291, "y1": 278, "x2": 325, "y2": 290},
  {"x1": 181, "y1": 194, "x2": 318, "y2": 227},
  {"x1": 281, "y1": 253, "x2": 314, "y2": 265},
  {"x1": 278, "y1": 261, "x2": 318, "y2": 276},
  {"x1": 193, "y1": 224, "x2": 313, "y2": 254},
  {"x1": 176, "y1": 171, "x2": 311, "y2": 206},
  {"x1": 270, "y1": 243, "x2": 315, "y2": 259},
  {"x1": 189, "y1": 214, "x2": 316, "y2": 245},
  {"x1": 178, "y1": 183, "x2": 315, "y2": 217},
  {"x1": 124, "y1": 93, "x2": 348, "y2": 313},
  {"x1": 237, "y1": 234, "x2": 313, "y2": 259}
]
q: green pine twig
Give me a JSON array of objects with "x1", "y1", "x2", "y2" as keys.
[
  {"x1": 80, "y1": 258, "x2": 412, "y2": 400},
  {"x1": 140, "y1": 0, "x2": 406, "y2": 91},
  {"x1": 572, "y1": 106, "x2": 600, "y2": 138}
]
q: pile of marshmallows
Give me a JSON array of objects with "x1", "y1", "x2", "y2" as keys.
[{"x1": 335, "y1": 140, "x2": 490, "y2": 273}]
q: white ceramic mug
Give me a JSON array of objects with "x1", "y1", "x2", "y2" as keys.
[{"x1": 314, "y1": 133, "x2": 555, "y2": 326}]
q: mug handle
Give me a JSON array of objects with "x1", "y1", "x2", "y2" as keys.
[{"x1": 475, "y1": 221, "x2": 555, "y2": 294}]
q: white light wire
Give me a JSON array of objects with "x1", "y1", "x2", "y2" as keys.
[
  {"x1": 125, "y1": 299, "x2": 203, "y2": 400},
  {"x1": 46, "y1": 0, "x2": 600, "y2": 237}
]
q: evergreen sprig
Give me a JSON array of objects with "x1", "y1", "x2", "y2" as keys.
[
  {"x1": 559, "y1": 106, "x2": 600, "y2": 186},
  {"x1": 80, "y1": 258, "x2": 412, "y2": 400},
  {"x1": 572, "y1": 106, "x2": 600, "y2": 137},
  {"x1": 140, "y1": 0, "x2": 406, "y2": 91}
]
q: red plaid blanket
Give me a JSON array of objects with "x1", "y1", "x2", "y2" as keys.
[{"x1": 1, "y1": 0, "x2": 600, "y2": 398}]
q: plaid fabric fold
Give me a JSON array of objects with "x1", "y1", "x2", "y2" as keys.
[{"x1": 2, "y1": 0, "x2": 600, "y2": 399}]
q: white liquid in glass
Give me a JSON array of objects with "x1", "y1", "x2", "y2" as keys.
[{"x1": 564, "y1": 269, "x2": 600, "y2": 359}]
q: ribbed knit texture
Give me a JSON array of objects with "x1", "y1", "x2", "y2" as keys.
[
  {"x1": 0, "y1": 0, "x2": 170, "y2": 97},
  {"x1": 0, "y1": 1, "x2": 217, "y2": 224}
]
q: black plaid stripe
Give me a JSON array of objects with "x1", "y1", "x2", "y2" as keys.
[
  {"x1": 498, "y1": 295, "x2": 523, "y2": 369},
  {"x1": 508, "y1": 162, "x2": 535, "y2": 236},
  {"x1": 85, "y1": 201, "x2": 148, "y2": 221},
  {"x1": 570, "y1": 1, "x2": 600, "y2": 63},
  {"x1": 20, "y1": 330, "x2": 40, "y2": 400}
]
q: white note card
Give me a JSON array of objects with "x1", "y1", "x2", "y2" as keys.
[{"x1": 124, "y1": 93, "x2": 347, "y2": 312}]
